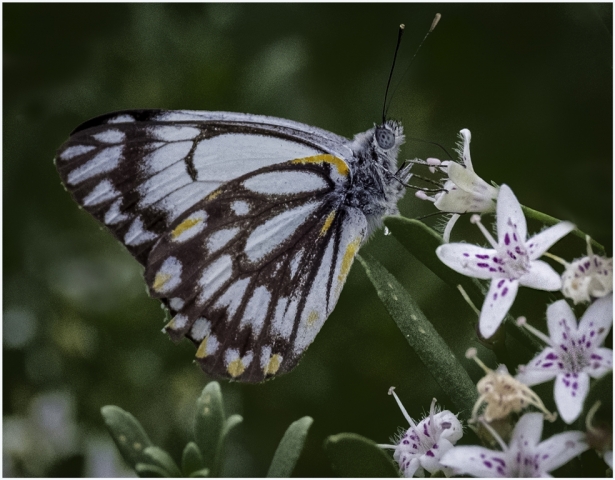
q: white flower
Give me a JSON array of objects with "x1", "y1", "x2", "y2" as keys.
[
  {"x1": 465, "y1": 348, "x2": 555, "y2": 424},
  {"x1": 440, "y1": 412, "x2": 588, "y2": 477},
  {"x1": 561, "y1": 237, "x2": 613, "y2": 304},
  {"x1": 436, "y1": 184, "x2": 575, "y2": 338},
  {"x1": 516, "y1": 295, "x2": 613, "y2": 424},
  {"x1": 379, "y1": 388, "x2": 463, "y2": 477},
  {"x1": 415, "y1": 129, "x2": 498, "y2": 242}
]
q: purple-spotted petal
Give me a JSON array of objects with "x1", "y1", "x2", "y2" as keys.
[
  {"x1": 436, "y1": 243, "x2": 500, "y2": 280},
  {"x1": 479, "y1": 278, "x2": 519, "y2": 338},
  {"x1": 403, "y1": 457, "x2": 421, "y2": 478},
  {"x1": 536, "y1": 431, "x2": 588, "y2": 473},
  {"x1": 440, "y1": 446, "x2": 509, "y2": 477},
  {"x1": 419, "y1": 439, "x2": 448, "y2": 474},
  {"x1": 496, "y1": 185, "x2": 527, "y2": 244},
  {"x1": 519, "y1": 260, "x2": 562, "y2": 291},
  {"x1": 526, "y1": 222, "x2": 575, "y2": 260},
  {"x1": 511, "y1": 412, "x2": 543, "y2": 447},
  {"x1": 546, "y1": 300, "x2": 579, "y2": 347},
  {"x1": 578, "y1": 294, "x2": 613, "y2": 347},
  {"x1": 554, "y1": 371, "x2": 589, "y2": 424},
  {"x1": 516, "y1": 347, "x2": 562, "y2": 386},
  {"x1": 586, "y1": 347, "x2": 613, "y2": 379}
]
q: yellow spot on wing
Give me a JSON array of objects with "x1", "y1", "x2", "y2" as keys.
[
  {"x1": 196, "y1": 336, "x2": 210, "y2": 358},
  {"x1": 207, "y1": 189, "x2": 222, "y2": 201},
  {"x1": 320, "y1": 211, "x2": 336, "y2": 236},
  {"x1": 227, "y1": 358, "x2": 245, "y2": 377},
  {"x1": 172, "y1": 217, "x2": 201, "y2": 239},
  {"x1": 291, "y1": 154, "x2": 349, "y2": 177},
  {"x1": 264, "y1": 354, "x2": 281, "y2": 375},
  {"x1": 337, "y1": 237, "x2": 362, "y2": 293},
  {"x1": 307, "y1": 310, "x2": 320, "y2": 327},
  {"x1": 153, "y1": 272, "x2": 171, "y2": 292}
]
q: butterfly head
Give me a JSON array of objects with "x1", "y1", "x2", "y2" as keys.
[{"x1": 374, "y1": 119, "x2": 404, "y2": 152}]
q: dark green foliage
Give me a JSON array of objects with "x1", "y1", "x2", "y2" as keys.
[
  {"x1": 102, "y1": 381, "x2": 312, "y2": 477},
  {"x1": 324, "y1": 433, "x2": 399, "y2": 477}
]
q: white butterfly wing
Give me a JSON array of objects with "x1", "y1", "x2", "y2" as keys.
[{"x1": 56, "y1": 110, "x2": 366, "y2": 382}]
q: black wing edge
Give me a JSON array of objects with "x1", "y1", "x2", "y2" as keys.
[{"x1": 70, "y1": 109, "x2": 165, "y2": 135}]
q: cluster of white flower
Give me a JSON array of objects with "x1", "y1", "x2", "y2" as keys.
[{"x1": 382, "y1": 129, "x2": 612, "y2": 477}]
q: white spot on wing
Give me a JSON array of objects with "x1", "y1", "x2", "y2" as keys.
[
  {"x1": 231, "y1": 200, "x2": 250, "y2": 215},
  {"x1": 244, "y1": 202, "x2": 320, "y2": 263},
  {"x1": 143, "y1": 141, "x2": 193, "y2": 174},
  {"x1": 83, "y1": 180, "x2": 118, "y2": 206},
  {"x1": 93, "y1": 130, "x2": 125, "y2": 144},
  {"x1": 224, "y1": 348, "x2": 253, "y2": 368},
  {"x1": 172, "y1": 210, "x2": 208, "y2": 243},
  {"x1": 198, "y1": 255, "x2": 233, "y2": 304},
  {"x1": 104, "y1": 199, "x2": 129, "y2": 225},
  {"x1": 59, "y1": 145, "x2": 95, "y2": 161},
  {"x1": 150, "y1": 126, "x2": 200, "y2": 142},
  {"x1": 243, "y1": 171, "x2": 328, "y2": 195},
  {"x1": 154, "y1": 257, "x2": 183, "y2": 294},
  {"x1": 124, "y1": 217, "x2": 157, "y2": 246},
  {"x1": 207, "y1": 227, "x2": 240, "y2": 253},
  {"x1": 172, "y1": 314, "x2": 189, "y2": 330},
  {"x1": 239, "y1": 285, "x2": 271, "y2": 338},
  {"x1": 67, "y1": 145, "x2": 123, "y2": 185},
  {"x1": 260, "y1": 346, "x2": 273, "y2": 369},
  {"x1": 107, "y1": 114, "x2": 135, "y2": 123},
  {"x1": 190, "y1": 318, "x2": 212, "y2": 341},
  {"x1": 169, "y1": 297, "x2": 185, "y2": 310},
  {"x1": 213, "y1": 277, "x2": 250, "y2": 318}
]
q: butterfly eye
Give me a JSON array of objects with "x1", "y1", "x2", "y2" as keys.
[{"x1": 375, "y1": 127, "x2": 396, "y2": 150}]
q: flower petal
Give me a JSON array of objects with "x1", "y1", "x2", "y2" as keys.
[
  {"x1": 578, "y1": 294, "x2": 613, "y2": 347},
  {"x1": 537, "y1": 430, "x2": 588, "y2": 473},
  {"x1": 511, "y1": 412, "x2": 543, "y2": 448},
  {"x1": 479, "y1": 278, "x2": 519, "y2": 338},
  {"x1": 526, "y1": 222, "x2": 575, "y2": 260},
  {"x1": 554, "y1": 371, "x2": 589, "y2": 424},
  {"x1": 496, "y1": 185, "x2": 527, "y2": 244},
  {"x1": 586, "y1": 347, "x2": 613, "y2": 379},
  {"x1": 440, "y1": 446, "x2": 509, "y2": 477},
  {"x1": 518, "y1": 259, "x2": 562, "y2": 291},
  {"x1": 442, "y1": 214, "x2": 461, "y2": 243},
  {"x1": 436, "y1": 243, "x2": 500, "y2": 280},
  {"x1": 516, "y1": 347, "x2": 562, "y2": 386},
  {"x1": 546, "y1": 300, "x2": 579, "y2": 347},
  {"x1": 420, "y1": 438, "x2": 453, "y2": 474}
]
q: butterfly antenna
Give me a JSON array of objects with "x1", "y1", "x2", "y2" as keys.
[
  {"x1": 382, "y1": 24, "x2": 406, "y2": 124},
  {"x1": 384, "y1": 13, "x2": 441, "y2": 120},
  {"x1": 405, "y1": 135, "x2": 454, "y2": 159}
]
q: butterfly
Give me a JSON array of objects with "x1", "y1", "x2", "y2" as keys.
[{"x1": 55, "y1": 109, "x2": 413, "y2": 382}]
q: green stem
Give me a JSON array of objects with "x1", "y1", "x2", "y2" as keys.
[{"x1": 521, "y1": 205, "x2": 606, "y2": 254}]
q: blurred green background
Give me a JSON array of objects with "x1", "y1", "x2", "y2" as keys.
[{"x1": 4, "y1": 3, "x2": 612, "y2": 477}]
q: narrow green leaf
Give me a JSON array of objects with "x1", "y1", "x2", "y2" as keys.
[
  {"x1": 188, "y1": 468, "x2": 211, "y2": 477},
  {"x1": 222, "y1": 414, "x2": 243, "y2": 438},
  {"x1": 182, "y1": 442, "x2": 205, "y2": 477},
  {"x1": 324, "y1": 433, "x2": 399, "y2": 478},
  {"x1": 267, "y1": 416, "x2": 313, "y2": 477},
  {"x1": 135, "y1": 463, "x2": 170, "y2": 478},
  {"x1": 101, "y1": 405, "x2": 154, "y2": 469},
  {"x1": 143, "y1": 446, "x2": 183, "y2": 478},
  {"x1": 358, "y1": 253, "x2": 477, "y2": 417},
  {"x1": 384, "y1": 216, "x2": 484, "y2": 305},
  {"x1": 194, "y1": 382, "x2": 225, "y2": 475}
]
